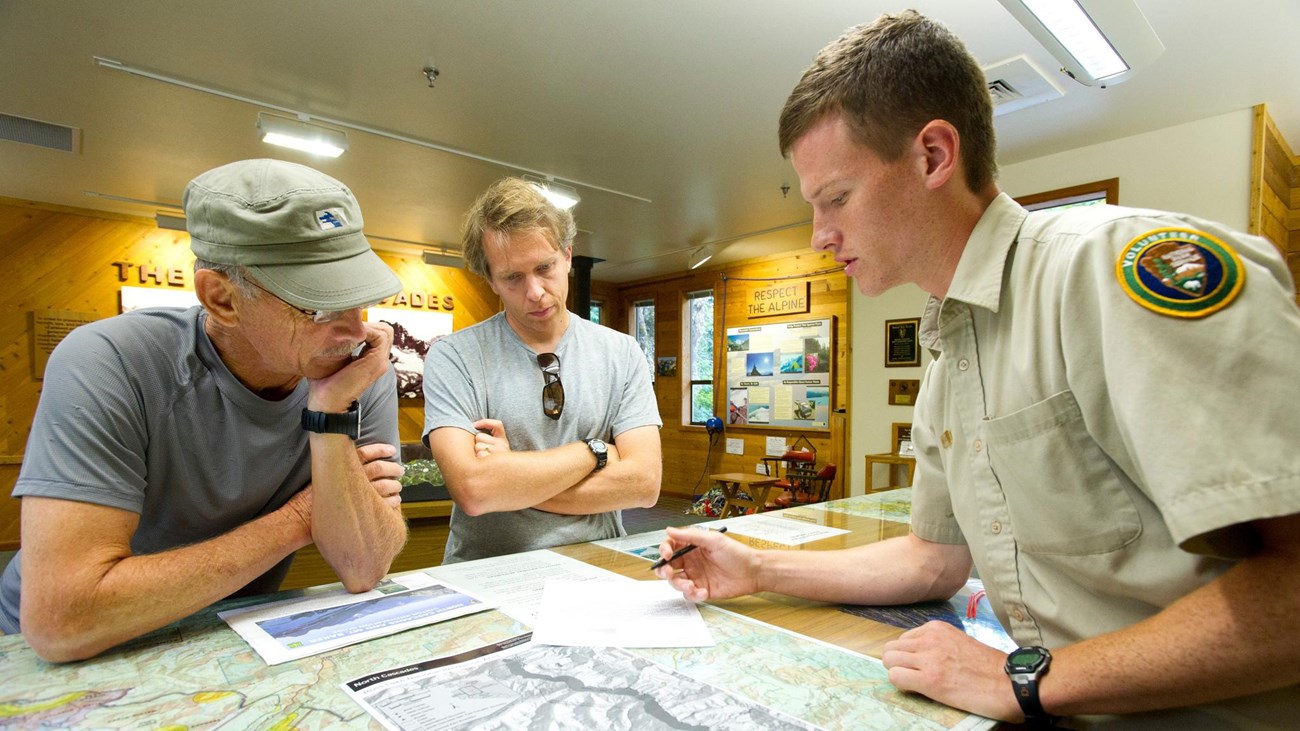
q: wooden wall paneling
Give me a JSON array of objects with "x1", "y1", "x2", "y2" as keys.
[
  {"x1": 1248, "y1": 105, "x2": 1300, "y2": 303},
  {"x1": 601, "y1": 247, "x2": 847, "y2": 499}
]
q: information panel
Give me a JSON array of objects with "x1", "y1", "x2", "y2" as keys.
[{"x1": 724, "y1": 317, "x2": 832, "y2": 431}]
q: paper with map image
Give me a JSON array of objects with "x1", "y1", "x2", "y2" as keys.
[{"x1": 219, "y1": 571, "x2": 492, "y2": 665}]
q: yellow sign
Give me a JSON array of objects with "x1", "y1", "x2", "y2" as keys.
[{"x1": 747, "y1": 282, "x2": 810, "y2": 318}]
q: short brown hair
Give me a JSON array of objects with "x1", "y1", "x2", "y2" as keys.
[
  {"x1": 778, "y1": 10, "x2": 997, "y2": 192},
  {"x1": 461, "y1": 177, "x2": 576, "y2": 278}
]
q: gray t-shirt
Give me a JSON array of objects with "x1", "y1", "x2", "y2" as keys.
[
  {"x1": 0, "y1": 306, "x2": 399, "y2": 633},
  {"x1": 423, "y1": 312, "x2": 661, "y2": 563}
]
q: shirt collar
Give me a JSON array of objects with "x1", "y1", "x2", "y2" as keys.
[
  {"x1": 944, "y1": 192, "x2": 1027, "y2": 313},
  {"x1": 919, "y1": 193, "x2": 1027, "y2": 354}
]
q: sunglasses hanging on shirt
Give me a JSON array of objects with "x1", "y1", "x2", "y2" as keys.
[{"x1": 537, "y1": 352, "x2": 564, "y2": 420}]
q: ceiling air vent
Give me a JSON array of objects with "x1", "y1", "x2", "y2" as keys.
[
  {"x1": 0, "y1": 113, "x2": 81, "y2": 153},
  {"x1": 983, "y1": 55, "x2": 1064, "y2": 117}
]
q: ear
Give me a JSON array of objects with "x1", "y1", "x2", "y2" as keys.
[
  {"x1": 915, "y1": 120, "x2": 961, "y2": 191},
  {"x1": 194, "y1": 269, "x2": 242, "y2": 327}
]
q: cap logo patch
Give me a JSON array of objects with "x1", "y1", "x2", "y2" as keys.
[
  {"x1": 1115, "y1": 227, "x2": 1244, "y2": 318},
  {"x1": 316, "y1": 208, "x2": 347, "y2": 230}
]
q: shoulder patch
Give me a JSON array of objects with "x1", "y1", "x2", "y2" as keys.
[{"x1": 1115, "y1": 228, "x2": 1244, "y2": 318}]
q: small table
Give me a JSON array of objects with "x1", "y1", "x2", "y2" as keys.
[
  {"x1": 710, "y1": 472, "x2": 780, "y2": 518},
  {"x1": 863, "y1": 453, "x2": 916, "y2": 493}
]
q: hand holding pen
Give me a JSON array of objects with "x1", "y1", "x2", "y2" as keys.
[{"x1": 650, "y1": 526, "x2": 728, "y2": 570}]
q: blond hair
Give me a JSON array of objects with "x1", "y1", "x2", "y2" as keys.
[{"x1": 461, "y1": 177, "x2": 576, "y2": 278}]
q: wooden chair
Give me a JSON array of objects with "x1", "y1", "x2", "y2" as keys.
[{"x1": 773, "y1": 463, "x2": 837, "y2": 508}]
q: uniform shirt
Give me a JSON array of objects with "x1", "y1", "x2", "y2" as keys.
[
  {"x1": 910, "y1": 194, "x2": 1300, "y2": 723},
  {"x1": 423, "y1": 312, "x2": 661, "y2": 563}
]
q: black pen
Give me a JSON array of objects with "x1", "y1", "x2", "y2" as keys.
[{"x1": 649, "y1": 526, "x2": 728, "y2": 570}]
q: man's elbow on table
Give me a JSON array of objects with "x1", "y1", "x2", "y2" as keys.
[{"x1": 21, "y1": 607, "x2": 115, "y2": 664}]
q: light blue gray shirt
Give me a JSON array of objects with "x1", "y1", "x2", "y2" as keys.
[
  {"x1": 423, "y1": 312, "x2": 661, "y2": 563},
  {"x1": 0, "y1": 307, "x2": 399, "y2": 633}
]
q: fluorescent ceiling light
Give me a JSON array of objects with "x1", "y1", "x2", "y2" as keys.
[
  {"x1": 997, "y1": 0, "x2": 1164, "y2": 87},
  {"x1": 688, "y1": 245, "x2": 716, "y2": 270},
  {"x1": 257, "y1": 112, "x2": 348, "y2": 157},
  {"x1": 523, "y1": 175, "x2": 581, "y2": 210}
]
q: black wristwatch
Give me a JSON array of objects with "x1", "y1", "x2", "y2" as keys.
[
  {"x1": 585, "y1": 438, "x2": 608, "y2": 471},
  {"x1": 1005, "y1": 646, "x2": 1055, "y2": 727},
  {"x1": 301, "y1": 400, "x2": 360, "y2": 440}
]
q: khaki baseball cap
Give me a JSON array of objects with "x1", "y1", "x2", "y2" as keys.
[{"x1": 184, "y1": 159, "x2": 402, "y2": 311}]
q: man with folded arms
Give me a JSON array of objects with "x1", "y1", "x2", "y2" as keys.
[{"x1": 423, "y1": 177, "x2": 661, "y2": 564}]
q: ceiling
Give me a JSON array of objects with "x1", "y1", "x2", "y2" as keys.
[{"x1": 2, "y1": 1, "x2": 1297, "y2": 283}]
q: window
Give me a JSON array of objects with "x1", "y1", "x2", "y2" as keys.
[
  {"x1": 684, "y1": 290, "x2": 715, "y2": 425},
  {"x1": 631, "y1": 299, "x2": 655, "y2": 379},
  {"x1": 1016, "y1": 177, "x2": 1118, "y2": 212},
  {"x1": 589, "y1": 300, "x2": 604, "y2": 325}
]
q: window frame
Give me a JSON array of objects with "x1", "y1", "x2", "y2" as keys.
[
  {"x1": 630, "y1": 298, "x2": 656, "y2": 381},
  {"x1": 1015, "y1": 177, "x2": 1118, "y2": 212},
  {"x1": 683, "y1": 289, "x2": 715, "y2": 426}
]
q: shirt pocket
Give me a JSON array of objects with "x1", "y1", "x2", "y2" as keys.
[{"x1": 983, "y1": 390, "x2": 1141, "y2": 555}]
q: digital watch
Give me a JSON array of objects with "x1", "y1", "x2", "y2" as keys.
[
  {"x1": 585, "y1": 438, "x2": 608, "y2": 471},
  {"x1": 1005, "y1": 645, "x2": 1056, "y2": 727}
]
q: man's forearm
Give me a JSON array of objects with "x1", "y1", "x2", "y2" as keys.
[
  {"x1": 22, "y1": 507, "x2": 310, "y2": 663},
  {"x1": 448, "y1": 441, "x2": 596, "y2": 515},
  {"x1": 759, "y1": 533, "x2": 973, "y2": 605},
  {"x1": 533, "y1": 458, "x2": 659, "y2": 514},
  {"x1": 308, "y1": 433, "x2": 407, "y2": 592},
  {"x1": 1041, "y1": 534, "x2": 1300, "y2": 716}
]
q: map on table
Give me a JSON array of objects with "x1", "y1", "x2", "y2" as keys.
[
  {"x1": 812, "y1": 489, "x2": 913, "y2": 525},
  {"x1": 0, "y1": 546, "x2": 990, "y2": 730}
]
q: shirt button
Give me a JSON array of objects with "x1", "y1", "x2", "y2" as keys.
[
  {"x1": 991, "y1": 520, "x2": 1002, "y2": 534},
  {"x1": 941, "y1": 430, "x2": 953, "y2": 448},
  {"x1": 1013, "y1": 607, "x2": 1026, "y2": 622},
  {"x1": 957, "y1": 358, "x2": 970, "y2": 371},
  {"x1": 973, "y1": 438, "x2": 983, "y2": 452}
]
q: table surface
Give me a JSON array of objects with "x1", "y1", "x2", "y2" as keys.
[
  {"x1": 708, "y1": 471, "x2": 780, "y2": 485},
  {"x1": 0, "y1": 491, "x2": 986, "y2": 730}
]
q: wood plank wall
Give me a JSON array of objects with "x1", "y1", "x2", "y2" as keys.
[
  {"x1": 606, "y1": 247, "x2": 849, "y2": 501},
  {"x1": 0, "y1": 198, "x2": 500, "y2": 551},
  {"x1": 1249, "y1": 104, "x2": 1300, "y2": 303}
]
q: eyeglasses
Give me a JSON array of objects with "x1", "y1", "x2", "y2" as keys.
[
  {"x1": 537, "y1": 352, "x2": 564, "y2": 420},
  {"x1": 246, "y1": 278, "x2": 376, "y2": 324}
]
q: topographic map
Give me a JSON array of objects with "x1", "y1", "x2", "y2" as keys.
[
  {"x1": 0, "y1": 544, "x2": 988, "y2": 730},
  {"x1": 813, "y1": 489, "x2": 914, "y2": 525}
]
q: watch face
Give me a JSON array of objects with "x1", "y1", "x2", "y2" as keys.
[
  {"x1": 589, "y1": 439, "x2": 607, "y2": 454},
  {"x1": 1006, "y1": 647, "x2": 1049, "y2": 674}
]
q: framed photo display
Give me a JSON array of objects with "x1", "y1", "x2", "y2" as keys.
[
  {"x1": 724, "y1": 316, "x2": 833, "y2": 431},
  {"x1": 885, "y1": 317, "x2": 920, "y2": 367}
]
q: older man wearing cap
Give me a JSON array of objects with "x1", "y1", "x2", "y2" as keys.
[{"x1": 0, "y1": 159, "x2": 408, "y2": 662}]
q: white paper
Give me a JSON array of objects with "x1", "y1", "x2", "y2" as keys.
[
  {"x1": 218, "y1": 573, "x2": 492, "y2": 665},
  {"x1": 712, "y1": 513, "x2": 849, "y2": 545},
  {"x1": 725, "y1": 437, "x2": 744, "y2": 455},
  {"x1": 765, "y1": 436, "x2": 787, "y2": 457},
  {"x1": 531, "y1": 578, "x2": 714, "y2": 648},
  {"x1": 422, "y1": 549, "x2": 629, "y2": 624}
]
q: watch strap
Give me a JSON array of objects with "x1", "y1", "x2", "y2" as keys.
[
  {"x1": 585, "y1": 438, "x2": 608, "y2": 471},
  {"x1": 301, "y1": 400, "x2": 360, "y2": 439},
  {"x1": 1006, "y1": 646, "x2": 1055, "y2": 727}
]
